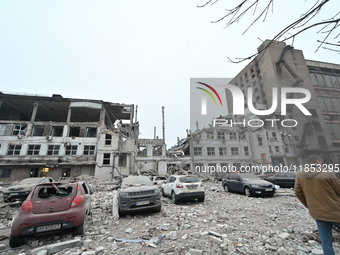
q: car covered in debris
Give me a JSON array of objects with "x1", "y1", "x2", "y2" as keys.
[
  {"x1": 161, "y1": 175, "x2": 205, "y2": 204},
  {"x1": 10, "y1": 181, "x2": 91, "y2": 248},
  {"x1": 118, "y1": 175, "x2": 161, "y2": 216},
  {"x1": 222, "y1": 173, "x2": 276, "y2": 197},
  {"x1": 150, "y1": 176, "x2": 167, "y2": 185},
  {"x1": 3, "y1": 177, "x2": 54, "y2": 202}
]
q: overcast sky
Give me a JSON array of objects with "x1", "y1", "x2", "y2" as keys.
[{"x1": 0, "y1": 1, "x2": 338, "y2": 147}]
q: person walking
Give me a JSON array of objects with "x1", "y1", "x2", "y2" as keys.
[
  {"x1": 295, "y1": 154, "x2": 340, "y2": 255},
  {"x1": 215, "y1": 171, "x2": 219, "y2": 183}
]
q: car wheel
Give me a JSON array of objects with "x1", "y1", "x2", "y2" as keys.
[
  {"x1": 171, "y1": 191, "x2": 178, "y2": 204},
  {"x1": 161, "y1": 188, "x2": 165, "y2": 197},
  {"x1": 154, "y1": 205, "x2": 161, "y2": 213},
  {"x1": 223, "y1": 184, "x2": 229, "y2": 192},
  {"x1": 73, "y1": 214, "x2": 87, "y2": 236},
  {"x1": 244, "y1": 187, "x2": 251, "y2": 197},
  {"x1": 118, "y1": 207, "x2": 125, "y2": 217},
  {"x1": 9, "y1": 235, "x2": 25, "y2": 248},
  {"x1": 198, "y1": 197, "x2": 204, "y2": 202}
]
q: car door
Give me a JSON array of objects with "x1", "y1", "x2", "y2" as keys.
[
  {"x1": 227, "y1": 174, "x2": 238, "y2": 192},
  {"x1": 234, "y1": 174, "x2": 243, "y2": 192},
  {"x1": 163, "y1": 176, "x2": 175, "y2": 196}
]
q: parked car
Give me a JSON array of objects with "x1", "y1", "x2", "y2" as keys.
[
  {"x1": 118, "y1": 176, "x2": 161, "y2": 216},
  {"x1": 3, "y1": 177, "x2": 54, "y2": 202},
  {"x1": 10, "y1": 181, "x2": 92, "y2": 248},
  {"x1": 222, "y1": 173, "x2": 276, "y2": 197},
  {"x1": 265, "y1": 172, "x2": 297, "y2": 188},
  {"x1": 150, "y1": 176, "x2": 167, "y2": 185},
  {"x1": 161, "y1": 175, "x2": 205, "y2": 204}
]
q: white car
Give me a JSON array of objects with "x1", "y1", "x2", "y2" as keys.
[
  {"x1": 161, "y1": 175, "x2": 205, "y2": 204},
  {"x1": 150, "y1": 176, "x2": 167, "y2": 185}
]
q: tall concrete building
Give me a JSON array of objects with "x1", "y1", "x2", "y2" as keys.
[{"x1": 228, "y1": 40, "x2": 340, "y2": 165}]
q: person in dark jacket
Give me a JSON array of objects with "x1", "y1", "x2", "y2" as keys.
[{"x1": 295, "y1": 154, "x2": 340, "y2": 255}]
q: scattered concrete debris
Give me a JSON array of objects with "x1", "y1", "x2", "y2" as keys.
[{"x1": 0, "y1": 175, "x2": 337, "y2": 254}]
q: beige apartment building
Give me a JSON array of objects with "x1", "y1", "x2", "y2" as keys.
[{"x1": 227, "y1": 40, "x2": 340, "y2": 165}]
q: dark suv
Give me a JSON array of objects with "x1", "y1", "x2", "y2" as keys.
[
  {"x1": 118, "y1": 176, "x2": 161, "y2": 216},
  {"x1": 3, "y1": 177, "x2": 54, "y2": 202}
]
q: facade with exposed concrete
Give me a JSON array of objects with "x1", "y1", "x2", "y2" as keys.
[
  {"x1": 227, "y1": 40, "x2": 340, "y2": 165},
  {"x1": 0, "y1": 92, "x2": 137, "y2": 183}
]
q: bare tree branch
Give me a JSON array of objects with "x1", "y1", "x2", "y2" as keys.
[{"x1": 198, "y1": 0, "x2": 339, "y2": 62}]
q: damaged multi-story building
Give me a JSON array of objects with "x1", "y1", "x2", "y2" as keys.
[
  {"x1": 134, "y1": 107, "x2": 168, "y2": 176},
  {"x1": 0, "y1": 92, "x2": 138, "y2": 183},
  {"x1": 168, "y1": 110, "x2": 294, "y2": 175},
  {"x1": 227, "y1": 40, "x2": 340, "y2": 165}
]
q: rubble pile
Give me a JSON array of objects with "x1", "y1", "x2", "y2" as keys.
[{"x1": 1, "y1": 178, "x2": 340, "y2": 254}]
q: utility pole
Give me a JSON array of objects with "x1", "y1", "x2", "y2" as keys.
[{"x1": 162, "y1": 106, "x2": 165, "y2": 145}]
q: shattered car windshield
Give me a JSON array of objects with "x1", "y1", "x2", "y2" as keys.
[
  {"x1": 240, "y1": 173, "x2": 261, "y2": 181},
  {"x1": 36, "y1": 186, "x2": 74, "y2": 198},
  {"x1": 179, "y1": 176, "x2": 200, "y2": 183},
  {"x1": 122, "y1": 176, "x2": 153, "y2": 187}
]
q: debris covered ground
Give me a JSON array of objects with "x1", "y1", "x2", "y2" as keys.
[{"x1": 1, "y1": 175, "x2": 340, "y2": 255}]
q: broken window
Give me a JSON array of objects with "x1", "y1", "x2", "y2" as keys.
[
  {"x1": 275, "y1": 146, "x2": 280, "y2": 153},
  {"x1": 219, "y1": 147, "x2": 227, "y2": 156},
  {"x1": 47, "y1": 145, "x2": 60, "y2": 155},
  {"x1": 32, "y1": 126, "x2": 44, "y2": 136},
  {"x1": 244, "y1": 146, "x2": 249, "y2": 156},
  {"x1": 269, "y1": 146, "x2": 272, "y2": 153},
  {"x1": 7, "y1": 144, "x2": 22, "y2": 155},
  {"x1": 30, "y1": 168, "x2": 40, "y2": 177},
  {"x1": 118, "y1": 153, "x2": 127, "y2": 167},
  {"x1": 65, "y1": 145, "x2": 77, "y2": 155},
  {"x1": 194, "y1": 147, "x2": 202, "y2": 156},
  {"x1": 208, "y1": 163, "x2": 216, "y2": 173},
  {"x1": 0, "y1": 169, "x2": 11, "y2": 178},
  {"x1": 258, "y1": 137, "x2": 263, "y2": 146},
  {"x1": 84, "y1": 145, "x2": 95, "y2": 155},
  {"x1": 62, "y1": 168, "x2": 71, "y2": 177},
  {"x1": 233, "y1": 163, "x2": 241, "y2": 170},
  {"x1": 105, "y1": 134, "x2": 112, "y2": 145},
  {"x1": 195, "y1": 163, "x2": 203, "y2": 170},
  {"x1": 70, "y1": 107, "x2": 101, "y2": 122},
  {"x1": 231, "y1": 147, "x2": 239, "y2": 156},
  {"x1": 206, "y1": 131, "x2": 214, "y2": 139},
  {"x1": 52, "y1": 126, "x2": 63, "y2": 136},
  {"x1": 153, "y1": 145, "x2": 163, "y2": 156},
  {"x1": 272, "y1": 132, "x2": 277, "y2": 141},
  {"x1": 103, "y1": 153, "x2": 110, "y2": 165},
  {"x1": 137, "y1": 146, "x2": 147, "y2": 156},
  {"x1": 27, "y1": 145, "x2": 41, "y2": 155},
  {"x1": 207, "y1": 147, "x2": 215, "y2": 156},
  {"x1": 12, "y1": 124, "x2": 27, "y2": 136},
  {"x1": 69, "y1": 127, "x2": 80, "y2": 137},
  {"x1": 86, "y1": 127, "x2": 97, "y2": 137},
  {"x1": 37, "y1": 186, "x2": 73, "y2": 199},
  {"x1": 217, "y1": 132, "x2": 225, "y2": 140},
  {"x1": 229, "y1": 132, "x2": 237, "y2": 140}
]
